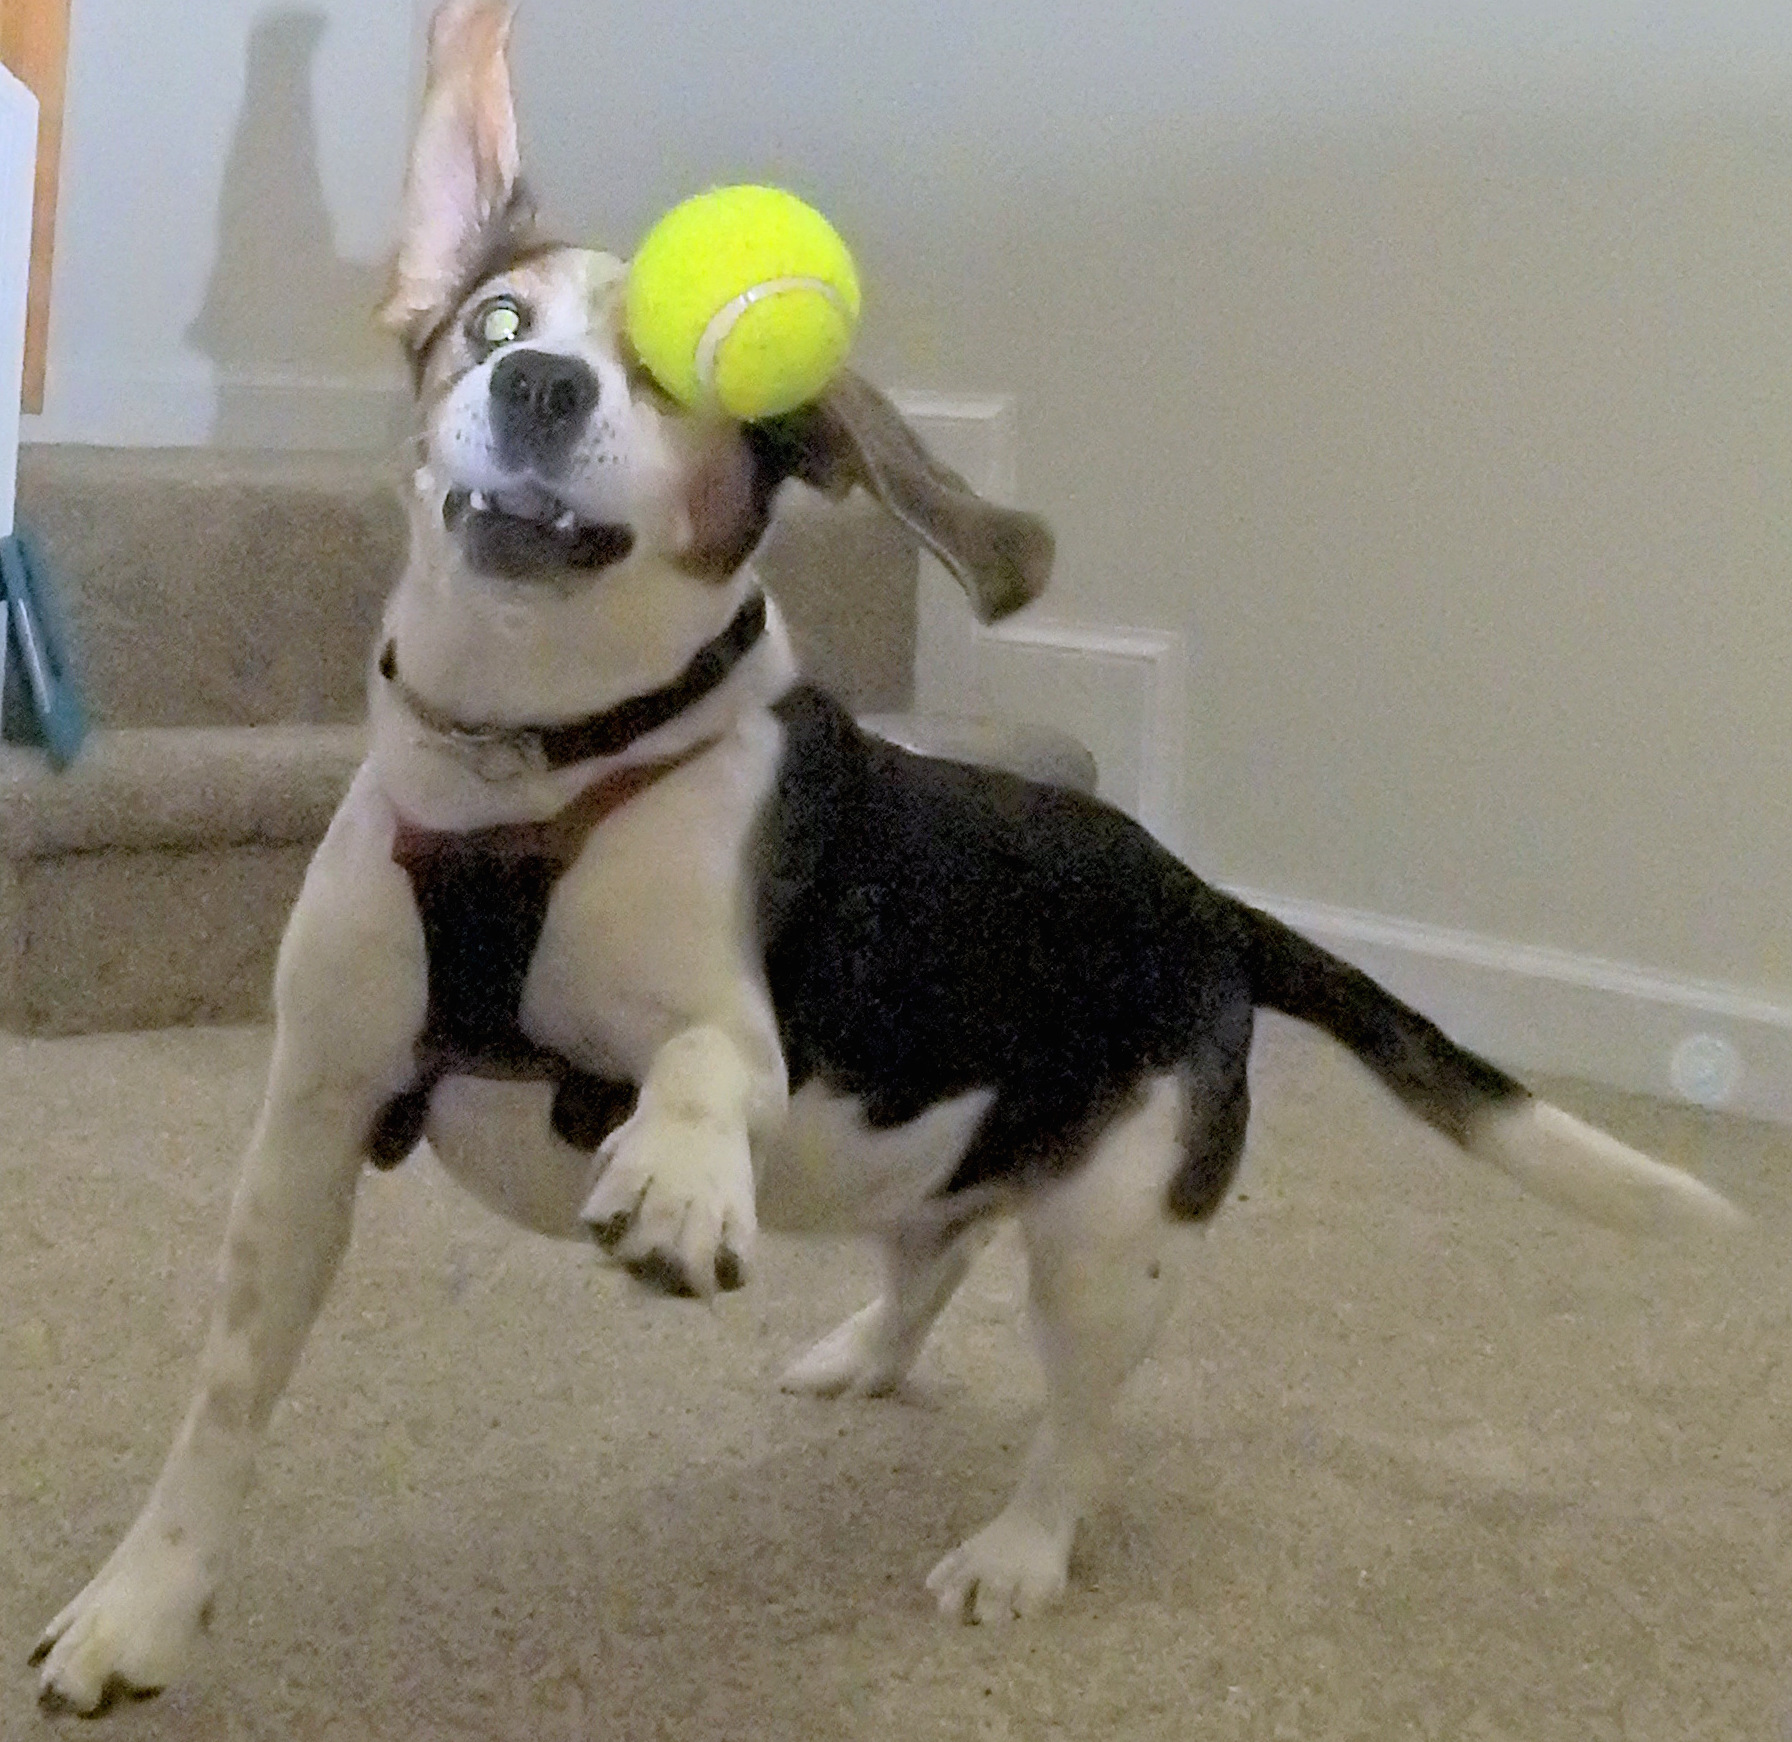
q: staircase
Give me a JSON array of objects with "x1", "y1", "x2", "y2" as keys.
[{"x1": 0, "y1": 447, "x2": 922, "y2": 1033}]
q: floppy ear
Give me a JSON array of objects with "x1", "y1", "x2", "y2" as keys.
[
  {"x1": 753, "y1": 372, "x2": 1053, "y2": 622},
  {"x1": 379, "y1": 0, "x2": 533, "y2": 351}
]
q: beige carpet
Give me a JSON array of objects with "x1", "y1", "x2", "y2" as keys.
[{"x1": 4, "y1": 1017, "x2": 1788, "y2": 1740}]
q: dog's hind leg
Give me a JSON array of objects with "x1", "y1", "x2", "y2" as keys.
[
  {"x1": 926, "y1": 1073, "x2": 1197, "y2": 1624},
  {"x1": 781, "y1": 1214, "x2": 996, "y2": 1399},
  {"x1": 34, "y1": 769, "x2": 427, "y2": 1714}
]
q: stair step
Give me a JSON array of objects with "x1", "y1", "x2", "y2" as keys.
[
  {"x1": 2, "y1": 445, "x2": 920, "y2": 1035},
  {"x1": 15, "y1": 445, "x2": 405, "y2": 731}
]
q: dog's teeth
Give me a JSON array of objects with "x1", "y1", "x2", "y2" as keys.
[
  {"x1": 555, "y1": 509, "x2": 577, "y2": 532},
  {"x1": 470, "y1": 489, "x2": 489, "y2": 512}
]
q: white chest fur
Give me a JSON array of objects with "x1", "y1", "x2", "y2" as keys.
[{"x1": 517, "y1": 708, "x2": 788, "y2": 1099}]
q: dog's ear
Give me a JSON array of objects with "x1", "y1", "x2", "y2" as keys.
[
  {"x1": 752, "y1": 372, "x2": 1053, "y2": 622},
  {"x1": 379, "y1": 0, "x2": 533, "y2": 354}
]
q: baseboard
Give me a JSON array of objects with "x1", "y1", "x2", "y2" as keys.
[{"x1": 1233, "y1": 886, "x2": 1792, "y2": 1127}]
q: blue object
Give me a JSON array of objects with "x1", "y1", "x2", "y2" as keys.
[{"x1": 1, "y1": 526, "x2": 86, "y2": 767}]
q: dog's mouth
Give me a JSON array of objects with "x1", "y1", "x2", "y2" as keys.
[{"x1": 443, "y1": 483, "x2": 636, "y2": 578}]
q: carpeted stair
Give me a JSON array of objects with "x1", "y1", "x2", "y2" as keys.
[{"x1": 0, "y1": 446, "x2": 948, "y2": 1034}]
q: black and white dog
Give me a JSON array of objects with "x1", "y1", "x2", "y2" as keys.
[{"x1": 34, "y1": 0, "x2": 1740, "y2": 1712}]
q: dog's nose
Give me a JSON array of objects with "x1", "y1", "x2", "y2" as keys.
[{"x1": 489, "y1": 350, "x2": 599, "y2": 472}]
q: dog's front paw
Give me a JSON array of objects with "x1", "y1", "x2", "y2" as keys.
[
  {"x1": 580, "y1": 1106, "x2": 755, "y2": 1297},
  {"x1": 32, "y1": 1518, "x2": 216, "y2": 1715},
  {"x1": 925, "y1": 1512, "x2": 1074, "y2": 1625}
]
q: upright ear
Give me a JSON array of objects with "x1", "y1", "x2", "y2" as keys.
[
  {"x1": 753, "y1": 372, "x2": 1053, "y2": 622},
  {"x1": 379, "y1": 0, "x2": 533, "y2": 352}
]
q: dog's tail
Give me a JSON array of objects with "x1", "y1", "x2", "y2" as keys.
[{"x1": 1241, "y1": 903, "x2": 1742, "y2": 1237}]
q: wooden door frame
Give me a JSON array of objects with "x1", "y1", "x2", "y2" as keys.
[{"x1": 0, "y1": 0, "x2": 69, "y2": 413}]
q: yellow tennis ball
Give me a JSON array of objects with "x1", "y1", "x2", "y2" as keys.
[{"x1": 626, "y1": 185, "x2": 861, "y2": 420}]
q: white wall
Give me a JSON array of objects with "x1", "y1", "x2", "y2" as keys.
[
  {"x1": 22, "y1": 0, "x2": 415, "y2": 446},
  {"x1": 22, "y1": 1, "x2": 1792, "y2": 1114}
]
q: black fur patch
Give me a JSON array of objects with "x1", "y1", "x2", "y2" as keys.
[
  {"x1": 755, "y1": 685, "x2": 1526, "y2": 1213},
  {"x1": 1246, "y1": 908, "x2": 1528, "y2": 1143},
  {"x1": 755, "y1": 686, "x2": 1259, "y2": 1205},
  {"x1": 550, "y1": 1073, "x2": 636, "y2": 1151},
  {"x1": 1168, "y1": 1030, "x2": 1253, "y2": 1219},
  {"x1": 368, "y1": 1086, "x2": 432, "y2": 1170}
]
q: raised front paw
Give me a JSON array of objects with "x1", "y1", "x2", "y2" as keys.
[
  {"x1": 32, "y1": 1519, "x2": 216, "y2": 1715},
  {"x1": 580, "y1": 1105, "x2": 755, "y2": 1297}
]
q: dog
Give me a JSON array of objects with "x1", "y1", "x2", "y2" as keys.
[{"x1": 33, "y1": 0, "x2": 1743, "y2": 1713}]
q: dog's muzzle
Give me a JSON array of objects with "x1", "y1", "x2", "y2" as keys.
[{"x1": 442, "y1": 483, "x2": 636, "y2": 578}]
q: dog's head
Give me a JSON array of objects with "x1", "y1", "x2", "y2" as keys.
[{"x1": 382, "y1": 0, "x2": 1051, "y2": 618}]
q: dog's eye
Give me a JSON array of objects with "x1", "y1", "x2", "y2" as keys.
[{"x1": 471, "y1": 296, "x2": 525, "y2": 349}]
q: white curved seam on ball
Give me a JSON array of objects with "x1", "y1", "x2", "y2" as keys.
[{"x1": 693, "y1": 276, "x2": 850, "y2": 394}]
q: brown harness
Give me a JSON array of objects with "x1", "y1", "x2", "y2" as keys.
[
  {"x1": 367, "y1": 738, "x2": 716, "y2": 1169},
  {"x1": 364, "y1": 592, "x2": 769, "y2": 1168}
]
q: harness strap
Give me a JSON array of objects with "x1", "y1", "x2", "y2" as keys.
[{"x1": 365, "y1": 735, "x2": 718, "y2": 1168}]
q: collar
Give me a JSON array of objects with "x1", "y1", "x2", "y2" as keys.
[{"x1": 379, "y1": 590, "x2": 767, "y2": 782}]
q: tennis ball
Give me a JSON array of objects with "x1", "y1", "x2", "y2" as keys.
[{"x1": 626, "y1": 185, "x2": 860, "y2": 420}]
